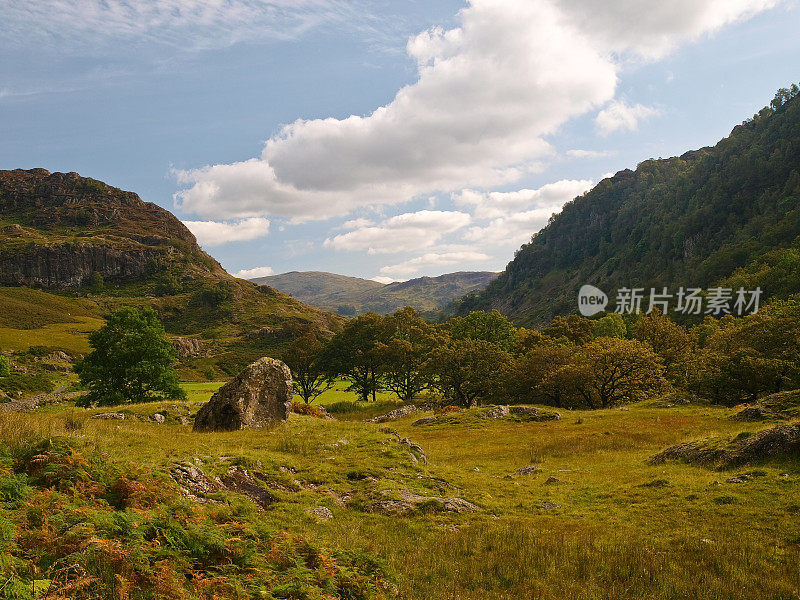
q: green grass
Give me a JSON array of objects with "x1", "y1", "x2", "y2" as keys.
[{"x1": 0, "y1": 386, "x2": 798, "y2": 599}]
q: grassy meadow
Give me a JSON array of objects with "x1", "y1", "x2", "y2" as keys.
[{"x1": 1, "y1": 382, "x2": 798, "y2": 599}]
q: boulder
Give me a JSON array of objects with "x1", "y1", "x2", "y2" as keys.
[
  {"x1": 364, "y1": 405, "x2": 420, "y2": 423},
  {"x1": 171, "y1": 336, "x2": 207, "y2": 358},
  {"x1": 193, "y1": 357, "x2": 293, "y2": 432},
  {"x1": 509, "y1": 406, "x2": 561, "y2": 421}
]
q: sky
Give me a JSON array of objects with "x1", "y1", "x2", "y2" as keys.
[{"x1": 2, "y1": 1, "x2": 799, "y2": 283}]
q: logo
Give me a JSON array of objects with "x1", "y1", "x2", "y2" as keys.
[{"x1": 578, "y1": 284, "x2": 608, "y2": 316}]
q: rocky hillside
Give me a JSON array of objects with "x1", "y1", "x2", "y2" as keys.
[
  {"x1": 252, "y1": 270, "x2": 499, "y2": 315},
  {"x1": 0, "y1": 169, "x2": 227, "y2": 288},
  {"x1": 457, "y1": 87, "x2": 800, "y2": 325},
  {"x1": 0, "y1": 169, "x2": 342, "y2": 378}
]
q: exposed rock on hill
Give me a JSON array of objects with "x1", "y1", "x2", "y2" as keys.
[{"x1": 0, "y1": 169, "x2": 225, "y2": 288}]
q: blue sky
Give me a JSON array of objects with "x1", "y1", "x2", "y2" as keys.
[{"x1": 2, "y1": 0, "x2": 799, "y2": 282}]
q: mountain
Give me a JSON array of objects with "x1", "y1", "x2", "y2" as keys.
[
  {"x1": 457, "y1": 86, "x2": 800, "y2": 325},
  {"x1": 0, "y1": 169, "x2": 342, "y2": 377},
  {"x1": 252, "y1": 270, "x2": 499, "y2": 315}
]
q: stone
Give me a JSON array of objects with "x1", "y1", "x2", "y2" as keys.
[
  {"x1": 151, "y1": 413, "x2": 166, "y2": 424},
  {"x1": 364, "y1": 490, "x2": 480, "y2": 515},
  {"x1": 509, "y1": 406, "x2": 561, "y2": 421},
  {"x1": 193, "y1": 357, "x2": 293, "y2": 432},
  {"x1": 544, "y1": 476, "x2": 565, "y2": 485},
  {"x1": 516, "y1": 465, "x2": 541, "y2": 475},
  {"x1": 364, "y1": 405, "x2": 420, "y2": 423},
  {"x1": 411, "y1": 416, "x2": 439, "y2": 426},
  {"x1": 308, "y1": 506, "x2": 334, "y2": 521},
  {"x1": 171, "y1": 462, "x2": 220, "y2": 500},
  {"x1": 477, "y1": 405, "x2": 510, "y2": 419},
  {"x1": 219, "y1": 466, "x2": 276, "y2": 510},
  {"x1": 171, "y1": 336, "x2": 207, "y2": 358},
  {"x1": 536, "y1": 502, "x2": 561, "y2": 510},
  {"x1": 91, "y1": 412, "x2": 125, "y2": 420},
  {"x1": 729, "y1": 407, "x2": 769, "y2": 421}
]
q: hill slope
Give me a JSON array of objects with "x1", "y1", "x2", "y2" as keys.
[
  {"x1": 252, "y1": 270, "x2": 499, "y2": 315},
  {"x1": 458, "y1": 87, "x2": 800, "y2": 325},
  {"x1": 0, "y1": 169, "x2": 342, "y2": 378}
]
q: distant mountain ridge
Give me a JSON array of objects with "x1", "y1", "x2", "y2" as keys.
[
  {"x1": 252, "y1": 270, "x2": 499, "y2": 315},
  {"x1": 457, "y1": 86, "x2": 800, "y2": 325}
]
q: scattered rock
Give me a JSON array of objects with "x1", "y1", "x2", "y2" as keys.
[
  {"x1": 509, "y1": 406, "x2": 561, "y2": 421},
  {"x1": 193, "y1": 357, "x2": 292, "y2": 432},
  {"x1": 151, "y1": 413, "x2": 166, "y2": 424},
  {"x1": 726, "y1": 476, "x2": 748, "y2": 484},
  {"x1": 308, "y1": 506, "x2": 334, "y2": 521},
  {"x1": 219, "y1": 466, "x2": 277, "y2": 510},
  {"x1": 171, "y1": 336, "x2": 208, "y2": 358},
  {"x1": 477, "y1": 405, "x2": 510, "y2": 419},
  {"x1": 364, "y1": 405, "x2": 420, "y2": 423},
  {"x1": 171, "y1": 462, "x2": 220, "y2": 500},
  {"x1": 390, "y1": 432, "x2": 427, "y2": 465},
  {"x1": 91, "y1": 412, "x2": 125, "y2": 420},
  {"x1": 364, "y1": 490, "x2": 480, "y2": 515},
  {"x1": 516, "y1": 465, "x2": 541, "y2": 475},
  {"x1": 178, "y1": 416, "x2": 190, "y2": 425},
  {"x1": 0, "y1": 390, "x2": 88, "y2": 413},
  {"x1": 544, "y1": 476, "x2": 565, "y2": 485},
  {"x1": 649, "y1": 424, "x2": 800, "y2": 468},
  {"x1": 536, "y1": 501, "x2": 561, "y2": 510},
  {"x1": 411, "y1": 416, "x2": 439, "y2": 426}
]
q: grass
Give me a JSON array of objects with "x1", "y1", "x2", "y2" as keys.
[{"x1": 0, "y1": 384, "x2": 798, "y2": 599}]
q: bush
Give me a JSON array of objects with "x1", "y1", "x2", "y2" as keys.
[{"x1": 0, "y1": 356, "x2": 10, "y2": 378}]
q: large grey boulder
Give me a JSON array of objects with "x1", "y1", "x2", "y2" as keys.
[{"x1": 193, "y1": 357, "x2": 293, "y2": 432}]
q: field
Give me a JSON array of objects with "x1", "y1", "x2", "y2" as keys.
[{"x1": 1, "y1": 383, "x2": 798, "y2": 599}]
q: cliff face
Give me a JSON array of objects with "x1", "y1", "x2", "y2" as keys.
[{"x1": 0, "y1": 169, "x2": 226, "y2": 288}]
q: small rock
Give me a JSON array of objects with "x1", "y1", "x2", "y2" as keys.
[
  {"x1": 478, "y1": 405, "x2": 510, "y2": 419},
  {"x1": 151, "y1": 413, "x2": 166, "y2": 424},
  {"x1": 536, "y1": 501, "x2": 561, "y2": 510},
  {"x1": 308, "y1": 506, "x2": 334, "y2": 521},
  {"x1": 473, "y1": 467, "x2": 480, "y2": 472},
  {"x1": 725, "y1": 476, "x2": 749, "y2": 484},
  {"x1": 544, "y1": 476, "x2": 565, "y2": 485},
  {"x1": 178, "y1": 416, "x2": 190, "y2": 425},
  {"x1": 516, "y1": 465, "x2": 540, "y2": 475},
  {"x1": 365, "y1": 405, "x2": 420, "y2": 423},
  {"x1": 411, "y1": 416, "x2": 439, "y2": 426},
  {"x1": 91, "y1": 412, "x2": 125, "y2": 420}
]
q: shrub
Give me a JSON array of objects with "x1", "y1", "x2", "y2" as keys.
[{"x1": 0, "y1": 356, "x2": 10, "y2": 378}]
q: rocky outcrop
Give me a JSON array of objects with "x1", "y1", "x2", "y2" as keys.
[
  {"x1": 0, "y1": 243, "x2": 172, "y2": 288},
  {"x1": 193, "y1": 357, "x2": 293, "y2": 432},
  {"x1": 171, "y1": 336, "x2": 208, "y2": 358},
  {"x1": 364, "y1": 490, "x2": 479, "y2": 515},
  {"x1": 0, "y1": 169, "x2": 227, "y2": 288},
  {"x1": 364, "y1": 405, "x2": 420, "y2": 423}
]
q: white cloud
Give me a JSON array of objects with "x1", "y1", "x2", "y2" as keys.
[
  {"x1": 234, "y1": 266, "x2": 275, "y2": 279},
  {"x1": 464, "y1": 209, "x2": 557, "y2": 247},
  {"x1": 324, "y1": 210, "x2": 471, "y2": 254},
  {"x1": 370, "y1": 276, "x2": 396, "y2": 284},
  {"x1": 2, "y1": 0, "x2": 364, "y2": 49},
  {"x1": 566, "y1": 149, "x2": 613, "y2": 159},
  {"x1": 454, "y1": 179, "x2": 593, "y2": 220},
  {"x1": 182, "y1": 217, "x2": 270, "y2": 247},
  {"x1": 595, "y1": 101, "x2": 660, "y2": 136},
  {"x1": 379, "y1": 251, "x2": 492, "y2": 277},
  {"x1": 174, "y1": 0, "x2": 774, "y2": 221}
]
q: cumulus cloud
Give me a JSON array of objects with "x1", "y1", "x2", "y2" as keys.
[
  {"x1": 595, "y1": 101, "x2": 660, "y2": 135},
  {"x1": 182, "y1": 217, "x2": 270, "y2": 247},
  {"x1": 234, "y1": 266, "x2": 275, "y2": 279},
  {"x1": 453, "y1": 179, "x2": 592, "y2": 220},
  {"x1": 379, "y1": 251, "x2": 492, "y2": 277},
  {"x1": 370, "y1": 276, "x2": 396, "y2": 284},
  {"x1": 174, "y1": 0, "x2": 774, "y2": 221},
  {"x1": 324, "y1": 210, "x2": 471, "y2": 254}
]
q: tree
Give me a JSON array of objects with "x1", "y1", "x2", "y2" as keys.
[
  {"x1": 592, "y1": 313, "x2": 626, "y2": 339},
  {"x1": 507, "y1": 343, "x2": 574, "y2": 406},
  {"x1": 560, "y1": 337, "x2": 666, "y2": 408},
  {"x1": 376, "y1": 307, "x2": 437, "y2": 402},
  {"x1": 544, "y1": 315, "x2": 594, "y2": 345},
  {"x1": 631, "y1": 309, "x2": 694, "y2": 384},
  {"x1": 318, "y1": 313, "x2": 388, "y2": 402},
  {"x1": 425, "y1": 337, "x2": 511, "y2": 407},
  {"x1": 448, "y1": 310, "x2": 517, "y2": 351},
  {"x1": 282, "y1": 331, "x2": 333, "y2": 403},
  {"x1": 75, "y1": 307, "x2": 185, "y2": 406}
]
